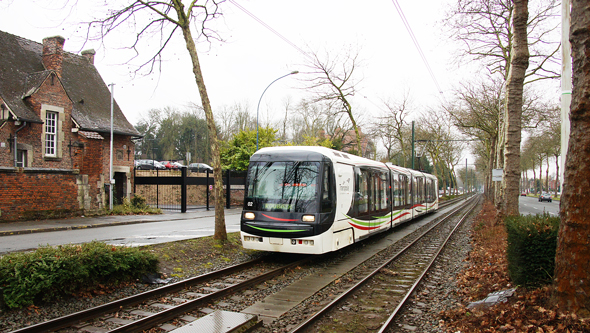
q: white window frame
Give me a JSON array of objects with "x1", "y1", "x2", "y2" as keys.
[
  {"x1": 45, "y1": 111, "x2": 58, "y2": 157},
  {"x1": 16, "y1": 149, "x2": 27, "y2": 167},
  {"x1": 41, "y1": 104, "x2": 64, "y2": 159}
]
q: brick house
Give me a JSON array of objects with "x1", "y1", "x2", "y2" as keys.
[{"x1": 0, "y1": 30, "x2": 140, "y2": 221}]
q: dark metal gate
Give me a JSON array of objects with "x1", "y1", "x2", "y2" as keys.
[{"x1": 133, "y1": 167, "x2": 246, "y2": 212}]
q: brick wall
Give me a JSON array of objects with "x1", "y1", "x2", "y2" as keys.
[{"x1": 0, "y1": 169, "x2": 81, "y2": 221}]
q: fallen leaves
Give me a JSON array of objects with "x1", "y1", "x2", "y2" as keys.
[{"x1": 440, "y1": 201, "x2": 590, "y2": 333}]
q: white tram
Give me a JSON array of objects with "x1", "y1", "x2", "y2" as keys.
[{"x1": 240, "y1": 146, "x2": 438, "y2": 254}]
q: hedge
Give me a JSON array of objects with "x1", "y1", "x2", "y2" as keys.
[
  {"x1": 0, "y1": 241, "x2": 158, "y2": 309},
  {"x1": 505, "y1": 213, "x2": 559, "y2": 288}
]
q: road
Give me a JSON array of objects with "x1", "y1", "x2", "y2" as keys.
[
  {"x1": 0, "y1": 197, "x2": 557, "y2": 254},
  {"x1": 0, "y1": 214, "x2": 242, "y2": 254},
  {"x1": 519, "y1": 195, "x2": 559, "y2": 217}
]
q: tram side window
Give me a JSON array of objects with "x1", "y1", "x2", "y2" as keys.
[
  {"x1": 400, "y1": 175, "x2": 408, "y2": 207},
  {"x1": 321, "y1": 164, "x2": 335, "y2": 213},
  {"x1": 373, "y1": 171, "x2": 388, "y2": 214},
  {"x1": 418, "y1": 177, "x2": 425, "y2": 204},
  {"x1": 393, "y1": 174, "x2": 400, "y2": 208},
  {"x1": 356, "y1": 169, "x2": 369, "y2": 214}
]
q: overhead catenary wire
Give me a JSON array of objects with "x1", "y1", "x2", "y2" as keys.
[
  {"x1": 390, "y1": 0, "x2": 443, "y2": 95},
  {"x1": 228, "y1": 0, "x2": 313, "y2": 61}
]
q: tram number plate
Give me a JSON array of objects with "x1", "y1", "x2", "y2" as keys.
[{"x1": 269, "y1": 238, "x2": 283, "y2": 245}]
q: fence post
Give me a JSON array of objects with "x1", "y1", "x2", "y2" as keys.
[
  {"x1": 226, "y1": 169, "x2": 231, "y2": 209},
  {"x1": 206, "y1": 169, "x2": 210, "y2": 211},
  {"x1": 181, "y1": 166, "x2": 187, "y2": 213}
]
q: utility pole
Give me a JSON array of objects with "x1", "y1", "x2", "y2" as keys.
[{"x1": 561, "y1": 0, "x2": 571, "y2": 190}]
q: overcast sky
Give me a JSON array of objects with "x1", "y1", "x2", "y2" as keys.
[{"x1": 0, "y1": 0, "x2": 469, "y2": 128}]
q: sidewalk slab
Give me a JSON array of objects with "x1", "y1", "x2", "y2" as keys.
[{"x1": 0, "y1": 208, "x2": 243, "y2": 237}]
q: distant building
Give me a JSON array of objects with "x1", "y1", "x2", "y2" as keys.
[{"x1": 0, "y1": 30, "x2": 140, "y2": 221}]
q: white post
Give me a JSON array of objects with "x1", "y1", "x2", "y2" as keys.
[
  {"x1": 109, "y1": 83, "x2": 115, "y2": 210},
  {"x1": 560, "y1": 0, "x2": 571, "y2": 192}
]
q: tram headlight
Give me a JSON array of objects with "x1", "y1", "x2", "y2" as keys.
[
  {"x1": 244, "y1": 212, "x2": 255, "y2": 220},
  {"x1": 302, "y1": 215, "x2": 315, "y2": 222}
]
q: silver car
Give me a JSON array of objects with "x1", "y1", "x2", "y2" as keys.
[{"x1": 538, "y1": 193, "x2": 552, "y2": 202}]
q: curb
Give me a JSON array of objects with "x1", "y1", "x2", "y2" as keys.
[{"x1": 0, "y1": 210, "x2": 243, "y2": 237}]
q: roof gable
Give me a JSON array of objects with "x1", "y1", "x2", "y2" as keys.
[{"x1": 0, "y1": 30, "x2": 139, "y2": 136}]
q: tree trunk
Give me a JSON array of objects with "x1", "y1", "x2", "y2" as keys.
[
  {"x1": 554, "y1": 154, "x2": 560, "y2": 195},
  {"x1": 502, "y1": 0, "x2": 529, "y2": 216},
  {"x1": 545, "y1": 155, "x2": 550, "y2": 192},
  {"x1": 554, "y1": 0, "x2": 590, "y2": 317},
  {"x1": 177, "y1": 14, "x2": 226, "y2": 241}
]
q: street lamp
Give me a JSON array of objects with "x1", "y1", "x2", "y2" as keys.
[{"x1": 256, "y1": 71, "x2": 299, "y2": 150}]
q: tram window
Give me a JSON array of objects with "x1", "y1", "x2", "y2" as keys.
[
  {"x1": 393, "y1": 174, "x2": 400, "y2": 207},
  {"x1": 357, "y1": 169, "x2": 369, "y2": 214},
  {"x1": 377, "y1": 172, "x2": 388, "y2": 213},
  {"x1": 321, "y1": 164, "x2": 335, "y2": 213}
]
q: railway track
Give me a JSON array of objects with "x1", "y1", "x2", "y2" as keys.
[
  {"x1": 279, "y1": 195, "x2": 480, "y2": 332},
  {"x1": 10, "y1": 254, "x2": 312, "y2": 333},
  {"x1": 10, "y1": 195, "x2": 477, "y2": 333}
]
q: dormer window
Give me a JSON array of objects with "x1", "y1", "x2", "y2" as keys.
[{"x1": 1, "y1": 103, "x2": 7, "y2": 120}]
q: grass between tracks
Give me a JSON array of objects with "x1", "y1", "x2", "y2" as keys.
[{"x1": 441, "y1": 201, "x2": 589, "y2": 332}]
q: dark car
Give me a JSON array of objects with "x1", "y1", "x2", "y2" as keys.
[
  {"x1": 188, "y1": 163, "x2": 213, "y2": 172},
  {"x1": 135, "y1": 159, "x2": 156, "y2": 170},
  {"x1": 538, "y1": 193, "x2": 552, "y2": 202}
]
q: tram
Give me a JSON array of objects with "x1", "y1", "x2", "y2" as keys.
[{"x1": 240, "y1": 146, "x2": 438, "y2": 254}]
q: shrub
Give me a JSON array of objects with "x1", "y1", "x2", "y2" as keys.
[
  {"x1": 130, "y1": 195, "x2": 148, "y2": 209},
  {"x1": 0, "y1": 242, "x2": 158, "y2": 309},
  {"x1": 505, "y1": 213, "x2": 559, "y2": 288}
]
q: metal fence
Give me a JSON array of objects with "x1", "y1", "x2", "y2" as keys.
[{"x1": 134, "y1": 168, "x2": 247, "y2": 212}]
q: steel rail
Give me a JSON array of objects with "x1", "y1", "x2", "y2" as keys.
[
  {"x1": 10, "y1": 256, "x2": 271, "y2": 333},
  {"x1": 108, "y1": 256, "x2": 313, "y2": 333},
  {"x1": 376, "y1": 195, "x2": 480, "y2": 332},
  {"x1": 289, "y1": 195, "x2": 479, "y2": 333}
]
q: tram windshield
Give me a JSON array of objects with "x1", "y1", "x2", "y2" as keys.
[{"x1": 245, "y1": 161, "x2": 320, "y2": 213}]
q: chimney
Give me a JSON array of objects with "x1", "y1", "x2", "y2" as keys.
[
  {"x1": 81, "y1": 49, "x2": 96, "y2": 65},
  {"x1": 42, "y1": 36, "x2": 66, "y2": 77}
]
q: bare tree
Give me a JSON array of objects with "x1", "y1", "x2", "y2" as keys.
[
  {"x1": 554, "y1": 0, "x2": 590, "y2": 316},
  {"x1": 86, "y1": 0, "x2": 229, "y2": 240},
  {"x1": 374, "y1": 95, "x2": 411, "y2": 164},
  {"x1": 444, "y1": 0, "x2": 559, "y2": 83},
  {"x1": 303, "y1": 46, "x2": 363, "y2": 154}
]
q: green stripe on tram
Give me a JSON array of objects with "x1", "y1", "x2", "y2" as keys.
[{"x1": 247, "y1": 225, "x2": 307, "y2": 233}]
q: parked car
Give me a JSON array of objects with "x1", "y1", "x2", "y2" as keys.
[
  {"x1": 521, "y1": 192, "x2": 527, "y2": 196},
  {"x1": 188, "y1": 163, "x2": 213, "y2": 172},
  {"x1": 162, "y1": 161, "x2": 180, "y2": 170},
  {"x1": 135, "y1": 159, "x2": 158, "y2": 170},
  {"x1": 538, "y1": 193, "x2": 552, "y2": 202}
]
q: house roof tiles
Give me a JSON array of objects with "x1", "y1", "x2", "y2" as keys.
[{"x1": 0, "y1": 30, "x2": 140, "y2": 137}]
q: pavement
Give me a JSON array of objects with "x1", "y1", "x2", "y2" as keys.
[{"x1": 0, "y1": 208, "x2": 243, "y2": 237}]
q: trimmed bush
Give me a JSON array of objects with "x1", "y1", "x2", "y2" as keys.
[
  {"x1": 0, "y1": 242, "x2": 158, "y2": 309},
  {"x1": 505, "y1": 213, "x2": 559, "y2": 287}
]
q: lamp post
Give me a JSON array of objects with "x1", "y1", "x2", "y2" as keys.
[
  {"x1": 108, "y1": 83, "x2": 114, "y2": 210},
  {"x1": 256, "y1": 71, "x2": 298, "y2": 151}
]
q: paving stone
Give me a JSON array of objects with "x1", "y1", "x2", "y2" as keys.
[
  {"x1": 180, "y1": 315, "x2": 198, "y2": 322},
  {"x1": 151, "y1": 303, "x2": 175, "y2": 309},
  {"x1": 159, "y1": 324, "x2": 178, "y2": 332},
  {"x1": 106, "y1": 318, "x2": 134, "y2": 325},
  {"x1": 131, "y1": 310, "x2": 156, "y2": 317},
  {"x1": 80, "y1": 326, "x2": 108, "y2": 333}
]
